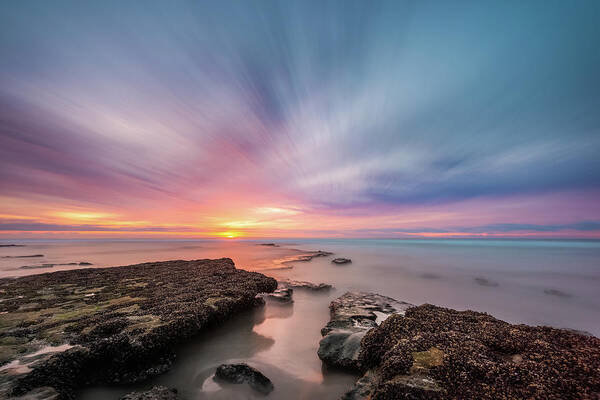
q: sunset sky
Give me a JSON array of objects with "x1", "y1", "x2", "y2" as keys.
[{"x1": 1, "y1": 1, "x2": 599, "y2": 239}]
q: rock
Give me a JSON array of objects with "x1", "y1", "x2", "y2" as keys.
[
  {"x1": 473, "y1": 277, "x2": 498, "y2": 287},
  {"x1": 19, "y1": 264, "x2": 55, "y2": 270},
  {"x1": 78, "y1": 262, "x2": 93, "y2": 266},
  {"x1": 215, "y1": 363, "x2": 274, "y2": 394},
  {"x1": 331, "y1": 258, "x2": 351, "y2": 265},
  {"x1": 544, "y1": 288, "x2": 572, "y2": 298},
  {"x1": 278, "y1": 279, "x2": 332, "y2": 291},
  {"x1": 2, "y1": 255, "x2": 44, "y2": 259},
  {"x1": 7, "y1": 386, "x2": 60, "y2": 399},
  {"x1": 120, "y1": 386, "x2": 177, "y2": 400},
  {"x1": 0, "y1": 244, "x2": 25, "y2": 247},
  {"x1": 258, "y1": 243, "x2": 279, "y2": 247},
  {"x1": 318, "y1": 292, "x2": 413, "y2": 371},
  {"x1": 0, "y1": 258, "x2": 277, "y2": 399},
  {"x1": 287, "y1": 250, "x2": 333, "y2": 263},
  {"x1": 266, "y1": 287, "x2": 293, "y2": 303},
  {"x1": 341, "y1": 370, "x2": 378, "y2": 400},
  {"x1": 357, "y1": 304, "x2": 600, "y2": 399}
]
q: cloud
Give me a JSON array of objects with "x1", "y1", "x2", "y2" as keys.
[{"x1": 0, "y1": 1, "x2": 599, "y2": 235}]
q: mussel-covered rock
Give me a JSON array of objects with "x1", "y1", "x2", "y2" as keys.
[
  {"x1": 355, "y1": 304, "x2": 600, "y2": 399},
  {"x1": 120, "y1": 386, "x2": 177, "y2": 400},
  {"x1": 1, "y1": 258, "x2": 277, "y2": 399}
]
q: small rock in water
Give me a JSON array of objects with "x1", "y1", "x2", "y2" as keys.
[
  {"x1": 120, "y1": 386, "x2": 178, "y2": 400},
  {"x1": 259, "y1": 243, "x2": 279, "y2": 247},
  {"x1": 215, "y1": 363, "x2": 274, "y2": 394},
  {"x1": 474, "y1": 277, "x2": 499, "y2": 287},
  {"x1": 331, "y1": 258, "x2": 351, "y2": 265},
  {"x1": 78, "y1": 262, "x2": 93, "y2": 265},
  {"x1": 278, "y1": 279, "x2": 332, "y2": 291},
  {"x1": 544, "y1": 288, "x2": 572, "y2": 298},
  {"x1": 266, "y1": 287, "x2": 293, "y2": 303}
]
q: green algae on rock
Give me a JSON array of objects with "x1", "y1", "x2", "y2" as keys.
[
  {"x1": 357, "y1": 304, "x2": 600, "y2": 400},
  {"x1": 0, "y1": 258, "x2": 277, "y2": 399}
]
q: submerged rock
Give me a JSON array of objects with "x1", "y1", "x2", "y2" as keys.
[
  {"x1": 3, "y1": 255, "x2": 44, "y2": 259},
  {"x1": 0, "y1": 258, "x2": 277, "y2": 399},
  {"x1": 331, "y1": 258, "x2": 351, "y2": 265},
  {"x1": 544, "y1": 288, "x2": 572, "y2": 298},
  {"x1": 215, "y1": 363, "x2": 274, "y2": 394},
  {"x1": 473, "y1": 277, "x2": 499, "y2": 287},
  {"x1": 357, "y1": 304, "x2": 600, "y2": 399},
  {"x1": 120, "y1": 386, "x2": 177, "y2": 400},
  {"x1": 318, "y1": 292, "x2": 413, "y2": 371},
  {"x1": 287, "y1": 250, "x2": 333, "y2": 263},
  {"x1": 278, "y1": 279, "x2": 332, "y2": 291}
]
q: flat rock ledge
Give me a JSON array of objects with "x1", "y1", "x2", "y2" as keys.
[
  {"x1": 318, "y1": 292, "x2": 413, "y2": 371},
  {"x1": 120, "y1": 386, "x2": 177, "y2": 400},
  {"x1": 215, "y1": 363, "x2": 274, "y2": 394},
  {"x1": 278, "y1": 279, "x2": 332, "y2": 291},
  {"x1": 0, "y1": 259, "x2": 277, "y2": 399},
  {"x1": 347, "y1": 304, "x2": 600, "y2": 400}
]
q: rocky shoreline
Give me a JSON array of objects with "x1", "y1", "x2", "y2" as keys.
[
  {"x1": 318, "y1": 292, "x2": 600, "y2": 400},
  {"x1": 2, "y1": 254, "x2": 599, "y2": 400},
  {"x1": 0, "y1": 258, "x2": 277, "y2": 399}
]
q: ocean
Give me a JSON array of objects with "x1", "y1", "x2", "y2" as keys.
[{"x1": 1, "y1": 238, "x2": 599, "y2": 399}]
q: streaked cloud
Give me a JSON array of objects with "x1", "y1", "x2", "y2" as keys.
[{"x1": 0, "y1": 1, "x2": 599, "y2": 238}]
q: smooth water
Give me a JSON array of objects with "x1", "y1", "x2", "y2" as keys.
[{"x1": 1, "y1": 239, "x2": 599, "y2": 399}]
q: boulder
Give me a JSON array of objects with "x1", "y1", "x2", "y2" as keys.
[{"x1": 214, "y1": 363, "x2": 274, "y2": 394}]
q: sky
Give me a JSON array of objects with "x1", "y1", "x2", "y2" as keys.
[{"x1": 1, "y1": 0, "x2": 599, "y2": 239}]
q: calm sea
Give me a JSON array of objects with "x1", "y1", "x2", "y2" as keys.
[{"x1": 1, "y1": 238, "x2": 599, "y2": 399}]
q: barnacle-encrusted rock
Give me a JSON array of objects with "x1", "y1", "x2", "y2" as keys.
[
  {"x1": 357, "y1": 304, "x2": 600, "y2": 400},
  {"x1": 318, "y1": 292, "x2": 413, "y2": 371},
  {"x1": 120, "y1": 385, "x2": 177, "y2": 400},
  {"x1": 0, "y1": 259, "x2": 277, "y2": 399}
]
